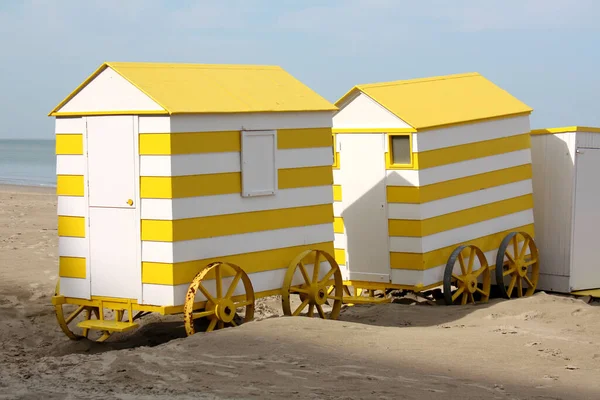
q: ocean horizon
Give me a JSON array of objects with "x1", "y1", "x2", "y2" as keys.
[{"x1": 0, "y1": 139, "x2": 56, "y2": 187}]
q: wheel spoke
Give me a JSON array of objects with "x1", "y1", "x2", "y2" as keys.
[
  {"x1": 197, "y1": 283, "x2": 216, "y2": 304},
  {"x1": 524, "y1": 275, "x2": 535, "y2": 288},
  {"x1": 507, "y1": 274, "x2": 517, "y2": 297},
  {"x1": 230, "y1": 319, "x2": 238, "y2": 327},
  {"x1": 524, "y1": 258, "x2": 538, "y2": 267},
  {"x1": 512, "y1": 236, "x2": 518, "y2": 261},
  {"x1": 292, "y1": 298, "x2": 310, "y2": 316},
  {"x1": 468, "y1": 293, "x2": 475, "y2": 304},
  {"x1": 65, "y1": 305, "x2": 86, "y2": 324},
  {"x1": 218, "y1": 321, "x2": 224, "y2": 330},
  {"x1": 308, "y1": 303, "x2": 314, "y2": 317},
  {"x1": 473, "y1": 265, "x2": 487, "y2": 278},
  {"x1": 519, "y1": 238, "x2": 530, "y2": 260},
  {"x1": 225, "y1": 271, "x2": 242, "y2": 299},
  {"x1": 327, "y1": 295, "x2": 343, "y2": 301},
  {"x1": 476, "y1": 287, "x2": 489, "y2": 297},
  {"x1": 319, "y1": 267, "x2": 337, "y2": 285},
  {"x1": 316, "y1": 304, "x2": 326, "y2": 319},
  {"x1": 504, "y1": 251, "x2": 515, "y2": 264},
  {"x1": 290, "y1": 286, "x2": 310, "y2": 294},
  {"x1": 206, "y1": 318, "x2": 218, "y2": 332},
  {"x1": 503, "y1": 267, "x2": 517, "y2": 277},
  {"x1": 312, "y1": 252, "x2": 321, "y2": 283},
  {"x1": 215, "y1": 264, "x2": 222, "y2": 299},
  {"x1": 467, "y1": 247, "x2": 475, "y2": 273},
  {"x1": 517, "y1": 277, "x2": 523, "y2": 297},
  {"x1": 298, "y1": 262, "x2": 311, "y2": 286},
  {"x1": 192, "y1": 310, "x2": 215, "y2": 320},
  {"x1": 452, "y1": 273, "x2": 464, "y2": 282},
  {"x1": 461, "y1": 291, "x2": 468, "y2": 305},
  {"x1": 457, "y1": 253, "x2": 467, "y2": 275},
  {"x1": 451, "y1": 287, "x2": 465, "y2": 302},
  {"x1": 233, "y1": 299, "x2": 253, "y2": 308}
]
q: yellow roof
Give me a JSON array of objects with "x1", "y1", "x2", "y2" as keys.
[
  {"x1": 49, "y1": 62, "x2": 337, "y2": 116},
  {"x1": 530, "y1": 126, "x2": 600, "y2": 135},
  {"x1": 336, "y1": 72, "x2": 533, "y2": 130}
]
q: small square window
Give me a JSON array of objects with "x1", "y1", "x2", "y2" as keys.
[{"x1": 391, "y1": 135, "x2": 411, "y2": 165}]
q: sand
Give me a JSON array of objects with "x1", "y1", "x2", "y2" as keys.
[{"x1": 1, "y1": 184, "x2": 599, "y2": 400}]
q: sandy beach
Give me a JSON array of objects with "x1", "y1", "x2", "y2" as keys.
[{"x1": 1, "y1": 183, "x2": 599, "y2": 400}]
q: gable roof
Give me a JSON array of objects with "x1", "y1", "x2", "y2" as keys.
[
  {"x1": 335, "y1": 72, "x2": 533, "y2": 130},
  {"x1": 49, "y1": 62, "x2": 337, "y2": 116}
]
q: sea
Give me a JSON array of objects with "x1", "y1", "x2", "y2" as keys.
[{"x1": 0, "y1": 139, "x2": 56, "y2": 187}]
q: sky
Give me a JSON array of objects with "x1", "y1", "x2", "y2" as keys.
[{"x1": 0, "y1": 0, "x2": 599, "y2": 139}]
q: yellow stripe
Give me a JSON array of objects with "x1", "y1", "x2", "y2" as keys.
[
  {"x1": 59, "y1": 257, "x2": 86, "y2": 278},
  {"x1": 386, "y1": 164, "x2": 532, "y2": 204},
  {"x1": 333, "y1": 217, "x2": 344, "y2": 233},
  {"x1": 278, "y1": 166, "x2": 332, "y2": 190},
  {"x1": 141, "y1": 166, "x2": 332, "y2": 198},
  {"x1": 332, "y1": 128, "x2": 416, "y2": 133},
  {"x1": 333, "y1": 185, "x2": 342, "y2": 201},
  {"x1": 58, "y1": 216, "x2": 86, "y2": 238},
  {"x1": 55, "y1": 134, "x2": 83, "y2": 155},
  {"x1": 56, "y1": 175, "x2": 85, "y2": 197},
  {"x1": 141, "y1": 204, "x2": 334, "y2": 242},
  {"x1": 334, "y1": 248, "x2": 346, "y2": 265},
  {"x1": 530, "y1": 126, "x2": 600, "y2": 135},
  {"x1": 142, "y1": 242, "x2": 334, "y2": 285},
  {"x1": 390, "y1": 223, "x2": 535, "y2": 271},
  {"x1": 414, "y1": 133, "x2": 531, "y2": 170},
  {"x1": 277, "y1": 128, "x2": 332, "y2": 149},
  {"x1": 139, "y1": 131, "x2": 240, "y2": 155},
  {"x1": 388, "y1": 194, "x2": 534, "y2": 237}
]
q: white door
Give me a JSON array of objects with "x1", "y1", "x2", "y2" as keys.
[
  {"x1": 571, "y1": 148, "x2": 600, "y2": 291},
  {"x1": 339, "y1": 134, "x2": 391, "y2": 282},
  {"x1": 86, "y1": 116, "x2": 140, "y2": 299}
]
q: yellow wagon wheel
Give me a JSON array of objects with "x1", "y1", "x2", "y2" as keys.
[
  {"x1": 183, "y1": 261, "x2": 255, "y2": 336},
  {"x1": 443, "y1": 244, "x2": 491, "y2": 305},
  {"x1": 281, "y1": 249, "x2": 344, "y2": 319},
  {"x1": 495, "y1": 231, "x2": 539, "y2": 298},
  {"x1": 53, "y1": 281, "x2": 120, "y2": 342}
]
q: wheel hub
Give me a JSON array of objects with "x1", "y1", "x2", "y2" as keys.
[
  {"x1": 462, "y1": 274, "x2": 478, "y2": 294},
  {"x1": 214, "y1": 299, "x2": 236, "y2": 323},
  {"x1": 515, "y1": 260, "x2": 528, "y2": 277}
]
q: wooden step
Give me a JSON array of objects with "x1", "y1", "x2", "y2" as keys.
[{"x1": 77, "y1": 319, "x2": 138, "y2": 333}]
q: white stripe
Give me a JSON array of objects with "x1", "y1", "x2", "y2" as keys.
[
  {"x1": 139, "y1": 147, "x2": 334, "y2": 177},
  {"x1": 387, "y1": 180, "x2": 534, "y2": 220},
  {"x1": 333, "y1": 202, "x2": 344, "y2": 217},
  {"x1": 141, "y1": 223, "x2": 334, "y2": 263},
  {"x1": 139, "y1": 116, "x2": 170, "y2": 133},
  {"x1": 58, "y1": 237, "x2": 88, "y2": 258},
  {"x1": 333, "y1": 169, "x2": 342, "y2": 185},
  {"x1": 334, "y1": 233, "x2": 346, "y2": 249},
  {"x1": 170, "y1": 112, "x2": 332, "y2": 133},
  {"x1": 56, "y1": 155, "x2": 85, "y2": 175},
  {"x1": 413, "y1": 114, "x2": 530, "y2": 152},
  {"x1": 57, "y1": 196, "x2": 86, "y2": 217},
  {"x1": 389, "y1": 210, "x2": 534, "y2": 253},
  {"x1": 386, "y1": 149, "x2": 532, "y2": 187},
  {"x1": 141, "y1": 185, "x2": 333, "y2": 220},
  {"x1": 142, "y1": 262, "x2": 336, "y2": 307},
  {"x1": 58, "y1": 277, "x2": 89, "y2": 299},
  {"x1": 55, "y1": 117, "x2": 84, "y2": 134}
]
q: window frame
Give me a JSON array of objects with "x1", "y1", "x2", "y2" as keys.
[
  {"x1": 332, "y1": 132, "x2": 340, "y2": 169},
  {"x1": 386, "y1": 133, "x2": 414, "y2": 169}
]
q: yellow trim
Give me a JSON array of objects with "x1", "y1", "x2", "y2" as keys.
[
  {"x1": 277, "y1": 128, "x2": 332, "y2": 149},
  {"x1": 141, "y1": 204, "x2": 333, "y2": 242},
  {"x1": 342, "y1": 280, "x2": 440, "y2": 293},
  {"x1": 56, "y1": 175, "x2": 85, "y2": 197},
  {"x1": 139, "y1": 131, "x2": 240, "y2": 155},
  {"x1": 59, "y1": 257, "x2": 86, "y2": 278},
  {"x1": 530, "y1": 126, "x2": 600, "y2": 135},
  {"x1": 142, "y1": 241, "x2": 334, "y2": 285},
  {"x1": 332, "y1": 133, "x2": 340, "y2": 169},
  {"x1": 52, "y1": 110, "x2": 168, "y2": 117},
  {"x1": 390, "y1": 223, "x2": 535, "y2": 271},
  {"x1": 58, "y1": 216, "x2": 86, "y2": 238},
  {"x1": 386, "y1": 164, "x2": 532, "y2": 204},
  {"x1": 414, "y1": 112, "x2": 532, "y2": 132},
  {"x1": 140, "y1": 167, "x2": 332, "y2": 198},
  {"x1": 334, "y1": 249, "x2": 346, "y2": 265},
  {"x1": 571, "y1": 289, "x2": 600, "y2": 297},
  {"x1": 278, "y1": 166, "x2": 333, "y2": 190},
  {"x1": 333, "y1": 217, "x2": 344, "y2": 234},
  {"x1": 333, "y1": 185, "x2": 342, "y2": 201},
  {"x1": 55, "y1": 134, "x2": 83, "y2": 155},
  {"x1": 385, "y1": 133, "x2": 415, "y2": 169},
  {"x1": 389, "y1": 194, "x2": 534, "y2": 237},
  {"x1": 332, "y1": 128, "x2": 417, "y2": 133}
]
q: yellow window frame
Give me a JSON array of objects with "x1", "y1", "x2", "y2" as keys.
[
  {"x1": 386, "y1": 133, "x2": 415, "y2": 169},
  {"x1": 332, "y1": 133, "x2": 340, "y2": 169}
]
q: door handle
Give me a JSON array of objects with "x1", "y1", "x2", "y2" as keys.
[{"x1": 127, "y1": 199, "x2": 134, "y2": 206}]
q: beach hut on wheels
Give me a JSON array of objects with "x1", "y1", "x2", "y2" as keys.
[
  {"x1": 49, "y1": 61, "x2": 344, "y2": 342},
  {"x1": 529, "y1": 126, "x2": 600, "y2": 297},
  {"x1": 331, "y1": 72, "x2": 541, "y2": 305}
]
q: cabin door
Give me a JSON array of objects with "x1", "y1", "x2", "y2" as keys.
[
  {"x1": 85, "y1": 116, "x2": 141, "y2": 300},
  {"x1": 339, "y1": 134, "x2": 391, "y2": 282},
  {"x1": 571, "y1": 147, "x2": 600, "y2": 291}
]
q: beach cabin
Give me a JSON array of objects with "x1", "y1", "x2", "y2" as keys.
[
  {"x1": 529, "y1": 126, "x2": 600, "y2": 295},
  {"x1": 49, "y1": 61, "x2": 339, "y2": 313},
  {"x1": 331, "y1": 72, "x2": 538, "y2": 302}
]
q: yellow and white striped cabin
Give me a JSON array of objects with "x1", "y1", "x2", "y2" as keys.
[
  {"x1": 331, "y1": 72, "x2": 535, "y2": 291},
  {"x1": 49, "y1": 61, "x2": 338, "y2": 307}
]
